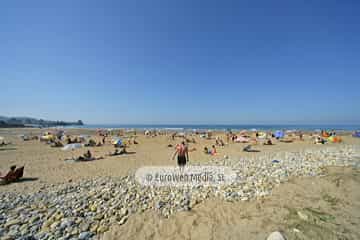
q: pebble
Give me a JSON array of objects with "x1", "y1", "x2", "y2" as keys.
[
  {"x1": 79, "y1": 222, "x2": 90, "y2": 232},
  {"x1": 118, "y1": 216, "x2": 128, "y2": 225},
  {"x1": 96, "y1": 225, "x2": 109, "y2": 234},
  {"x1": 29, "y1": 216, "x2": 39, "y2": 224},
  {"x1": 267, "y1": 231, "x2": 286, "y2": 240},
  {"x1": 78, "y1": 231, "x2": 91, "y2": 240},
  {"x1": 297, "y1": 211, "x2": 309, "y2": 221}
]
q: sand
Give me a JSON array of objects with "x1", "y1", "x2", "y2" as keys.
[
  {"x1": 103, "y1": 166, "x2": 360, "y2": 240},
  {"x1": 1, "y1": 128, "x2": 360, "y2": 239}
]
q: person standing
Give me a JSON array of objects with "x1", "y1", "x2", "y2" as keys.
[{"x1": 172, "y1": 141, "x2": 189, "y2": 169}]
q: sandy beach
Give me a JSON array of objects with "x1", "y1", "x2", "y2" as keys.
[
  {"x1": 0, "y1": 128, "x2": 360, "y2": 240},
  {"x1": 2, "y1": 1, "x2": 360, "y2": 239}
]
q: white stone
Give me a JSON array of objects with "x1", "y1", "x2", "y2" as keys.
[{"x1": 267, "y1": 231, "x2": 286, "y2": 240}]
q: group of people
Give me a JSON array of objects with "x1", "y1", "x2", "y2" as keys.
[
  {"x1": 215, "y1": 137, "x2": 225, "y2": 146},
  {"x1": 0, "y1": 139, "x2": 11, "y2": 146},
  {"x1": 204, "y1": 145, "x2": 217, "y2": 155}
]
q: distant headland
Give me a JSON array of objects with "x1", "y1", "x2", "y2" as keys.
[{"x1": 0, "y1": 116, "x2": 84, "y2": 128}]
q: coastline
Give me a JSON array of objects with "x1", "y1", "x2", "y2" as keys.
[{"x1": 62, "y1": 124, "x2": 360, "y2": 132}]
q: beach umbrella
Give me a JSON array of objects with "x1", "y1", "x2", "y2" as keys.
[
  {"x1": 62, "y1": 143, "x2": 83, "y2": 151},
  {"x1": 275, "y1": 130, "x2": 285, "y2": 139},
  {"x1": 353, "y1": 131, "x2": 360, "y2": 138}
]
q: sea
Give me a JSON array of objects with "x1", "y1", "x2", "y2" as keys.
[{"x1": 62, "y1": 124, "x2": 360, "y2": 132}]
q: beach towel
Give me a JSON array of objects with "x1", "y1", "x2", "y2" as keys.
[
  {"x1": 328, "y1": 136, "x2": 342, "y2": 143},
  {"x1": 235, "y1": 136, "x2": 249, "y2": 143}
]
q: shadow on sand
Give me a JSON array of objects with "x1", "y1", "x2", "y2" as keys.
[
  {"x1": 15, "y1": 177, "x2": 39, "y2": 183},
  {"x1": 244, "y1": 150, "x2": 261, "y2": 153},
  {"x1": 0, "y1": 147, "x2": 17, "y2": 151},
  {"x1": 124, "y1": 151, "x2": 136, "y2": 155}
]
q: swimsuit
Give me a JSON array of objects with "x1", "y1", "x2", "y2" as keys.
[{"x1": 177, "y1": 155, "x2": 187, "y2": 166}]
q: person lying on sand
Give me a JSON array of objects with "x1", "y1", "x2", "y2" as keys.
[
  {"x1": 314, "y1": 136, "x2": 326, "y2": 144},
  {"x1": 243, "y1": 145, "x2": 252, "y2": 152},
  {"x1": 74, "y1": 150, "x2": 103, "y2": 161},
  {"x1": 108, "y1": 146, "x2": 127, "y2": 156},
  {"x1": 0, "y1": 141, "x2": 12, "y2": 146},
  {"x1": 263, "y1": 139, "x2": 274, "y2": 145},
  {"x1": 243, "y1": 145, "x2": 260, "y2": 152},
  {"x1": 66, "y1": 136, "x2": 80, "y2": 144},
  {"x1": 51, "y1": 140, "x2": 64, "y2": 148},
  {"x1": 280, "y1": 139, "x2": 294, "y2": 143},
  {"x1": 85, "y1": 139, "x2": 96, "y2": 147}
]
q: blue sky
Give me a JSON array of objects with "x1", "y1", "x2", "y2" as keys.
[{"x1": 1, "y1": 0, "x2": 359, "y2": 124}]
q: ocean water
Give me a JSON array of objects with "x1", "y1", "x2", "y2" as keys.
[{"x1": 64, "y1": 124, "x2": 360, "y2": 131}]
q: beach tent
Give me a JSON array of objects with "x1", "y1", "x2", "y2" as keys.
[
  {"x1": 353, "y1": 131, "x2": 360, "y2": 138},
  {"x1": 275, "y1": 130, "x2": 285, "y2": 139},
  {"x1": 62, "y1": 143, "x2": 83, "y2": 151}
]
